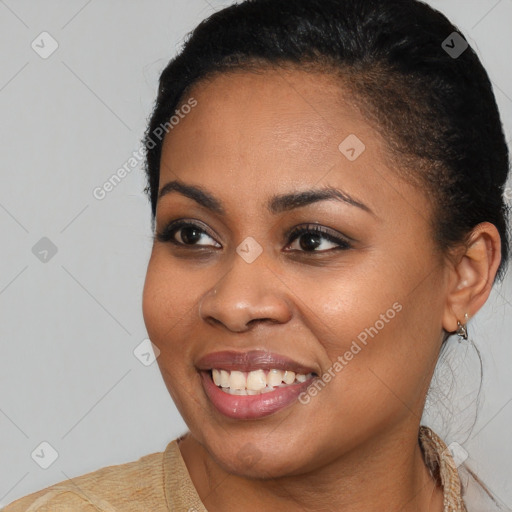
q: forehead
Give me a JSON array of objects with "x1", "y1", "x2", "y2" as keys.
[
  {"x1": 168, "y1": 67, "x2": 366, "y2": 159},
  {"x1": 159, "y1": 67, "x2": 430, "y2": 222}
]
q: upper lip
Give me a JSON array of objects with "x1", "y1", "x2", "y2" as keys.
[{"x1": 196, "y1": 349, "x2": 318, "y2": 374}]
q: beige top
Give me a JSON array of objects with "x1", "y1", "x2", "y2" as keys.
[{"x1": 2, "y1": 426, "x2": 467, "y2": 512}]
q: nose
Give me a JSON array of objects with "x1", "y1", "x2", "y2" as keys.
[{"x1": 198, "y1": 252, "x2": 293, "y2": 332}]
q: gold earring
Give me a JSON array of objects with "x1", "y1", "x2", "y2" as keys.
[{"x1": 456, "y1": 313, "x2": 469, "y2": 341}]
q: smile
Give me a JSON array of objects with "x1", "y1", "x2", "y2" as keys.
[
  {"x1": 211, "y1": 368, "x2": 314, "y2": 395},
  {"x1": 196, "y1": 349, "x2": 319, "y2": 419}
]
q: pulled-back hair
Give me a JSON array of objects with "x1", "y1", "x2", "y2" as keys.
[
  {"x1": 143, "y1": 0, "x2": 510, "y2": 283},
  {"x1": 142, "y1": 1, "x2": 511, "y2": 506}
]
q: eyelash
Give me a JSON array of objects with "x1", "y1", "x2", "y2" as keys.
[
  {"x1": 286, "y1": 225, "x2": 352, "y2": 252},
  {"x1": 155, "y1": 220, "x2": 353, "y2": 253}
]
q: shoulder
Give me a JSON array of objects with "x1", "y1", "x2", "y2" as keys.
[{"x1": 1, "y1": 442, "x2": 177, "y2": 512}]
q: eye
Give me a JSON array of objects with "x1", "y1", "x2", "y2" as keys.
[
  {"x1": 155, "y1": 220, "x2": 221, "y2": 248},
  {"x1": 155, "y1": 220, "x2": 352, "y2": 253},
  {"x1": 285, "y1": 224, "x2": 352, "y2": 253}
]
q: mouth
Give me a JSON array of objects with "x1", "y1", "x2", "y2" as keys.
[
  {"x1": 196, "y1": 350, "x2": 318, "y2": 419},
  {"x1": 209, "y1": 368, "x2": 315, "y2": 395}
]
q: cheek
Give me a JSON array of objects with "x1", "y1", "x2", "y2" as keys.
[
  {"x1": 288, "y1": 257, "x2": 435, "y2": 409},
  {"x1": 142, "y1": 255, "x2": 206, "y2": 411},
  {"x1": 307, "y1": 296, "x2": 436, "y2": 430},
  {"x1": 141, "y1": 259, "x2": 203, "y2": 412},
  {"x1": 142, "y1": 253, "x2": 198, "y2": 343},
  {"x1": 288, "y1": 261, "x2": 401, "y2": 354}
]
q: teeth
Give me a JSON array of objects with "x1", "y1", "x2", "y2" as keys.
[
  {"x1": 229, "y1": 370, "x2": 246, "y2": 390},
  {"x1": 247, "y1": 369, "x2": 266, "y2": 391},
  {"x1": 228, "y1": 388, "x2": 245, "y2": 395},
  {"x1": 267, "y1": 369, "x2": 284, "y2": 387},
  {"x1": 210, "y1": 368, "x2": 313, "y2": 394},
  {"x1": 283, "y1": 370, "x2": 295, "y2": 384},
  {"x1": 220, "y1": 370, "x2": 230, "y2": 388}
]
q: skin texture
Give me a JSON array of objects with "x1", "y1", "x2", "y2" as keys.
[{"x1": 142, "y1": 68, "x2": 501, "y2": 512}]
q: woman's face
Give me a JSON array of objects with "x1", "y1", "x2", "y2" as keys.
[{"x1": 142, "y1": 68, "x2": 450, "y2": 477}]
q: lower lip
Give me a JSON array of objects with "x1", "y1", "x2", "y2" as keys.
[{"x1": 200, "y1": 371, "x2": 314, "y2": 420}]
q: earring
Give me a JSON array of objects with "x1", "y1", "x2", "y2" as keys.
[{"x1": 456, "y1": 313, "x2": 469, "y2": 341}]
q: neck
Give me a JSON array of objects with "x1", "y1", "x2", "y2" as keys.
[{"x1": 178, "y1": 423, "x2": 445, "y2": 512}]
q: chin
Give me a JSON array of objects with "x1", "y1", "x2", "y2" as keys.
[
  {"x1": 198, "y1": 427, "x2": 319, "y2": 479},
  {"x1": 212, "y1": 449, "x2": 306, "y2": 480}
]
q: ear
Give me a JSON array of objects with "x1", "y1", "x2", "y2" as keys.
[{"x1": 442, "y1": 222, "x2": 502, "y2": 334}]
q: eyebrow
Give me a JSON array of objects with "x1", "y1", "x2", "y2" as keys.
[{"x1": 158, "y1": 179, "x2": 374, "y2": 216}]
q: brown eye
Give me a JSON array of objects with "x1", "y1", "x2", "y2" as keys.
[
  {"x1": 286, "y1": 224, "x2": 352, "y2": 253},
  {"x1": 156, "y1": 220, "x2": 221, "y2": 248}
]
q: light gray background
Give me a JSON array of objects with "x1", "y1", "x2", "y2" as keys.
[{"x1": 0, "y1": 0, "x2": 511, "y2": 507}]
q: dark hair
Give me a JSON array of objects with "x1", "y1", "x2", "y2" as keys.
[
  {"x1": 143, "y1": 0, "x2": 510, "y2": 284},
  {"x1": 142, "y1": 1, "x2": 510, "y2": 505}
]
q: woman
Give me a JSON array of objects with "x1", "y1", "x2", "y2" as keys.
[{"x1": 3, "y1": 0, "x2": 510, "y2": 510}]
